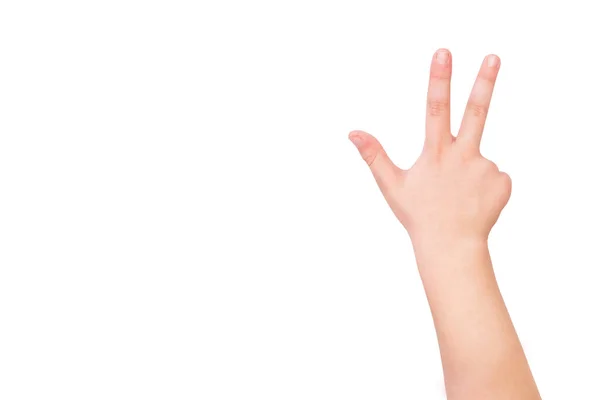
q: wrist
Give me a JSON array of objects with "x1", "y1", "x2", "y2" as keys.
[
  {"x1": 408, "y1": 232, "x2": 490, "y2": 269},
  {"x1": 409, "y1": 230, "x2": 488, "y2": 250}
]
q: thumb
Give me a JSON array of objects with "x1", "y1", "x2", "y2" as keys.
[{"x1": 348, "y1": 130, "x2": 402, "y2": 193}]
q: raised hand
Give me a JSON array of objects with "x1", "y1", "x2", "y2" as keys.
[
  {"x1": 349, "y1": 49, "x2": 510, "y2": 246},
  {"x1": 349, "y1": 49, "x2": 541, "y2": 400}
]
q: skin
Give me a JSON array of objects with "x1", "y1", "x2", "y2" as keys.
[{"x1": 349, "y1": 49, "x2": 541, "y2": 400}]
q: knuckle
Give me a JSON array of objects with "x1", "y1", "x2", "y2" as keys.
[
  {"x1": 479, "y1": 73, "x2": 497, "y2": 83},
  {"x1": 487, "y1": 160, "x2": 499, "y2": 173},
  {"x1": 362, "y1": 150, "x2": 379, "y2": 167},
  {"x1": 499, "y1": 171, "x2": 512, "y2": 187},
  {"x1": 496, "y1": 172, "x2": 512, "y2": 199},
  {"x1": 430, "y1": 70, "x2": 450, "y2": 80},
  {"x1": 466, "y1": 102, "x2": 488, "y2": 117},
  {"x1": 427, "y1": 100, "x2": 449, "y2": 117},
  {"x1": 475, "y1": 158, "x2": 499, "y2": 173}
]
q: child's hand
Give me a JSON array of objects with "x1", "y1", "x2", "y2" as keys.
[
  {"x1": 350, "y1": 51, "x2": 541, "y2": 399},
  {"x1": 350, "y1": 49, "x2": 511, "y2": 245}
]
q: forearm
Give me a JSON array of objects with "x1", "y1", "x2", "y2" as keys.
[{"x1": 412, "y1": 236, "x2": 540, "y2": 400}]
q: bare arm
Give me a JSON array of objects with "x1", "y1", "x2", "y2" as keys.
[
  {"x1": 413, "y1": 238, "x2": 539, "y2": 399},
  {"x1": 349, "y1": 49, "x2": 540, "y2": 399}
]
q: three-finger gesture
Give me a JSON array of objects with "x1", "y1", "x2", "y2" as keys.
[{"x1": 350, "y1": 49, "x2": 511, "y2": 244}]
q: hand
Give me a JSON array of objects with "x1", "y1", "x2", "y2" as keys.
[{"x1": 349, "y1": 49, "x2": 511, "y2": 245}]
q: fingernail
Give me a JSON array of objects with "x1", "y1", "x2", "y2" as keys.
[
  {"x1": 487, "y1": 54, "x2": 499, "y2": 68},
  {"x1": 435, "y1": 49, "x2": 449, "y2": 65},
  {"x1": 349, "y1": 133, "x2": 364, "y2": 147}
]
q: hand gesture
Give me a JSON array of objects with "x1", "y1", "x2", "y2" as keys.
[{"x1": 350, "y1": 49, "x2": 511, "y2": 245}]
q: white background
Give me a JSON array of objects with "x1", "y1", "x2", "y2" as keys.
[{"x1": 1, "y1": 1, "x2": 598, "y2": 399}]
